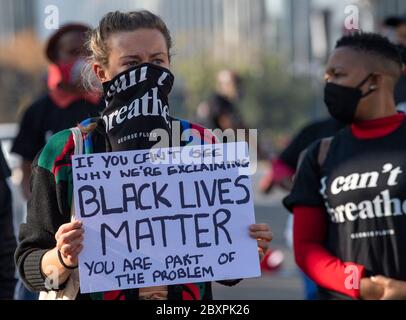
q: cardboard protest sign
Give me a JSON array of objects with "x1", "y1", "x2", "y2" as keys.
[{"x1": 72, "y1": 142, "x2": 260, "y2": 294}]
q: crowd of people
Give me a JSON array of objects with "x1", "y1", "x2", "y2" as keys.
[{"x1": 0, "y1": 9, "x2": 406, "y2": 300}]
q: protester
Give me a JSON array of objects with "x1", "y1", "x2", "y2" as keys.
[
  {"x1": 15, "y1": 10, "x2": 273, "y2": 300},
  {"x1": 284, "y1": 32, "x2": 406, "y2": 300},
  {"x1": 196, "y1": 70, "x2": 245, "y2": 131},
  {"x1": 0, "y1": 147, "x2": 16, "y2": 299},
  {"x1": 196, "y1": 69, "x2": 268, "y2": 163},
  {"x1": 11, "y1": 23, "x2": 104, "y2": 200}
]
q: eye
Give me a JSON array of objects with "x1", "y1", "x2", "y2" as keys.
[
  {"x1": 124, "y1": 61, "x2": 138, "y2": 67},
  {"x1": 332, "y1": 70, "x2": 344, "y2": 78},
  {"x1": 152, "y1": 59, "x2": 164, "y2": 66}
]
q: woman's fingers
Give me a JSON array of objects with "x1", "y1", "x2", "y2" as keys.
[
  {"x1": 54, "y1": 221, "x2": 84, "y2": 267},
  {"x1": 249, "y1": 223, "x2": 269, "y2": 232},
  {"x1": 56, "y1": 228, "x2": 84, "y2": 249},
  {"x1": 256, "y1": 239, "x2": 270, "y2": 252},
  {"x1": 249, "y1": 224, "x2": 273, "y2": 255},
  {"x1": 55, "y1": 220, "x2": 83, "y2": 240},
  {"x1": 67, "y1": 244, "x2": 84, "y2": 262},
  {"x1": 60, "y1": 236, "x2": 84, "y2": 256},
  {"x1": 56, "y1": 220, "x2": 82, "y2": 238},
  {"x1": 257, "y1": 247, "x2": 265, "y2": 261},
  {"x1": 249, "y1": 230, "x2": 273, "y2": 242}
]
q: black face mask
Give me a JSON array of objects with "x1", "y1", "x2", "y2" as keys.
[
  {"x1": 101, "y1": 63, "x2": 174, "y2": 152},
  {"x1": 324, "y1": 74, "x2": 375, "y2": 124}
]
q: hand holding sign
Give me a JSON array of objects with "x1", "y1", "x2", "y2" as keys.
[
  {"x1": 55, "y1": 220, "x2": 84, "y2": 267},
  {"x1": 72, "y1": 142, "x2": 269, "y2": 293},
  {"x1": 250, "y1": 223, "x2": 273, "y2": 259}
]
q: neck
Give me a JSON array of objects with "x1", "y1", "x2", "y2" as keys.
[{"x1": 355, "y1": 93, "x2": 397, "y2": 121}]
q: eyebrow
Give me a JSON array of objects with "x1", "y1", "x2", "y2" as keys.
[
  {"x1": 326, "y1": 66, "x2": 346, "y2": 72},
  {"x1": 120, "y1": 52, "x2": 167, "y2": 61}
]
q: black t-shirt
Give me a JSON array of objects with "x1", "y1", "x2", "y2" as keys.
[
  {"x1": 12, "y1": 94, "x2": 104, "y2": 161},
  {"x1": 284, "y1": 121, "x2": 406, "y2": 280},
  {"x1": 279, "y1": 118, "x2": 344, "y2": 170},
  {"x1": 0, "y1": 147, "x2": 11, "y2": 180}
]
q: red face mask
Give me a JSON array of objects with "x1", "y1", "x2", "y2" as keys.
[
  {"x1": 48, "y1": 59, "x2": 86, "y2": 89},
  {"x1": 47, "y1": 59, "x2": 101, "y2": 109}
]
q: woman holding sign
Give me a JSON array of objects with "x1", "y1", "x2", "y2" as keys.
[{"x1": 15, "y1": 10, "x2": 272, "y2": 300}]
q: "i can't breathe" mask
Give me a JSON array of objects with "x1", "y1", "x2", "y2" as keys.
[{"x1": 101, "y1": 63, "x2": 174, "y2": 152}]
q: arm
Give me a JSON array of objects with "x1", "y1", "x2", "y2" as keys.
[
  {"x1": 293, "y1": 206, "x2": 383, "y2": 299},
  {"x1": 15, "y1": 163, "x2": 65, "y2": 292},
  {"x1": 16, "y1": 164, "x2": 84, "y2": 292},
  {"x1": 15, "y1": 130, "x2": 84, "y2": 293}
]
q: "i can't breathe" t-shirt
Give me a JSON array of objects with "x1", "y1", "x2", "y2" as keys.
[{"x1": 284, "y1": 119, "x2": 406, "y2": 281}]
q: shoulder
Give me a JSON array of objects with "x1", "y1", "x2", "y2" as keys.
[
  {"x1": 18, "y1": 95, "x2": 53, "y2": 125},
  {"x1": 37, "y1": 129, "x2": 74, "y2": 172},
  {"x1": 304, "y1": 138, "x2": 323, "y2": 158},
  {"x1": 296, "y1": 138, "x2": 324, "y2": 171}
]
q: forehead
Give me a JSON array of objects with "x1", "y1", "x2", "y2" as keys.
[
  {"x1": 58, "y1": 31, "x2": 86, "y2": 48},
  {"x1": 326, "y1": 47, "x2": 367, "y2": 70},
  {"x1": 108, "y1": 28, "x2": 168, "y2": 56}
]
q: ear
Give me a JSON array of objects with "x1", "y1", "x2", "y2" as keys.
[
  {"x1": 93, "y1": 63, "x2": 108, "y2": 82},
  {"x1": 369, "y1": 73, "x2": 381, "y2": 90}
]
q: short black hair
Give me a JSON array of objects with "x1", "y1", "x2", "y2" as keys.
[{"x1": 335, "y1": 32, "x2": 403, "y2": 69}]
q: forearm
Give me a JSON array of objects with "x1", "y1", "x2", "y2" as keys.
[
  {"x1": 16, "y1": 165, "x2": 70, "y2": 291},
  {"x1": 293, "y1": 206, "x2": 365, "y2": 299},
  {"x1": 296, "y1": 241, "x2": 365, "y2": 299}
]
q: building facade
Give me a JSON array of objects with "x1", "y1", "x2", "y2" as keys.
[{"x1": 0, "y1": 0, "x2": 35, "y2": 42}]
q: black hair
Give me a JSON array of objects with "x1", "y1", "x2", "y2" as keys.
[{"x1": 335, "y1": 32, "x2": 403, "y2": 70}]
